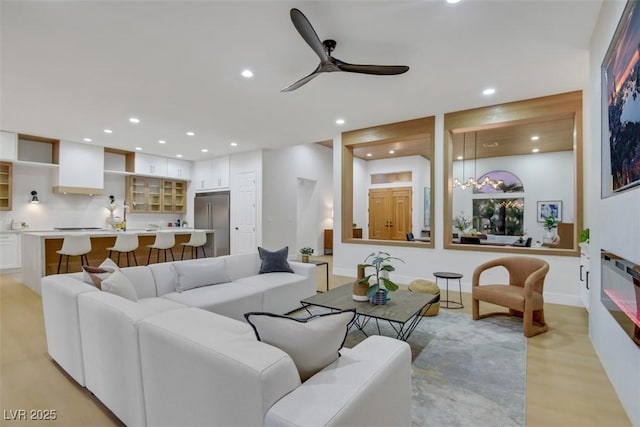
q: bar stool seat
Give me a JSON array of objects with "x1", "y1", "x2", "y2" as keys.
[
  {"x1": 106, "y1": 233, "x2": 139, "y2": 267},
  {"x1": 147, "y1": 231, "x2": 175, "y2": 264},
  {"x1": 180, "y1": 231, "x2": 207, "y2": 260},
  {"x1": 57, "y1": 234, "x2": 92, "y2": 273}
]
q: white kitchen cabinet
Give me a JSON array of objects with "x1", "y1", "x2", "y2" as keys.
[
  {"x1": 0, "y1": 233, "x2": 21, "y2": 270},
  {"x1": 579, "y1": 244, "x2": 590, "y2": 310},
  {"x1": 167, "y1": 158, "x2": 191, "y2": 180},
  {"x1": 0, "y1": 131, "x2": 17, "y2": 161},
  {"x1": 193, "y1": 156, "x2": 229, "y2": 191},
  {"x1": 135, "y1": 153, "x2": 168, "y2": 177},
  {"x1": 52, "y1": 140, "x2": 104, "y2": 194}
]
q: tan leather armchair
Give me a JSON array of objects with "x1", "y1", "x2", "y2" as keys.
[{"x1": 472, "y1": 257, "x2": 550, "y2": 337}]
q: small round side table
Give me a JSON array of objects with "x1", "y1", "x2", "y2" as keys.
[{"x1": 433, "y1": 272, "x2": 464, "y2": 309}]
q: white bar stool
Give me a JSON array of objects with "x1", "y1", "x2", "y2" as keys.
[
  {"x1": 147, "y1": 231, "x2": 175, "y2": 264},
  {"x1": 180, "y1": 231, "x2": 207, "y2": 260},
  {"x1": 106, "y1": 233, "x2": 139, "y2": 267},
  {"x1": 56, "y1": 234, "x2": 92, "y2": 273}
]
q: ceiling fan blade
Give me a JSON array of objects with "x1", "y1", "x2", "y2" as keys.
[
  {"x1": 334, "y1": 58, "x2": 409, "y2": 75},
  {"x1": 290, "y1": 8, "x2": 329, "y2": 63},
  {"x1": 281, "y1": 66, "x2": 323, "y2": 92}
]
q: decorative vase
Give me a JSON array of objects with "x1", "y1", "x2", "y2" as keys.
[
  {"x1": 543, "y1": 229, "x2": 555, "y2": 244},
  {"x1": 301, "y1": 254, "x2": 309, "y2": 263},
  {"x1": 370, "y1": 288, "x2": 388, "y2": 305},
  {"x1": 352, "y1": 264, "x2": 369, "y2": 301}
]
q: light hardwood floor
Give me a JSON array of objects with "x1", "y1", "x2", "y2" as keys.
[{"x1": 0, "y1": 258, "x2": 632, "y2": 426}]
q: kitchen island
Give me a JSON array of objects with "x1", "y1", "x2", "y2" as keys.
[{"x1": 21, "y1": 229, "x2": 215, "y2": 294}]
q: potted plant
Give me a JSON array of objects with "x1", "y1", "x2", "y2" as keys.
[
  {"x1": 453, "y1": 211, "x2": 472, "y2": 235},
  {"x1": 358, "y1": 251, "x2": 404, "y2": 305},
  {"x1": 578, "y1": 228, "x2": 589, "y2": 255},
  {"x1": 543, "y1": 215, "x2": 558, "y2": 244},
  {"x1": 299, "y1": 247, "x2": 314, "y2": 263}
]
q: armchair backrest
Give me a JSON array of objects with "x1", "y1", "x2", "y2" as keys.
[{"x1": 501, "y1": 257, "x2": 549, "y2": 293}]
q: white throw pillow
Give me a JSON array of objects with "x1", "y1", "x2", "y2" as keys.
[
  {"x1": 101, "y1": 269, "x2": 139, "y2": 302},
  {"x1": 171, "y1": 259, "x2": 230, "y2": 293},
  {"x1": 81, "y1": 258, "x2": 119, "y2": 288},
  {"x1": 244, "y1": 309, "x2": 355, "y2": 381}
]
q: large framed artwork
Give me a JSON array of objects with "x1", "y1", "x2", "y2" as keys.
[{"x1": 602, "y1": 0, "x2": 640, "y2": 196}]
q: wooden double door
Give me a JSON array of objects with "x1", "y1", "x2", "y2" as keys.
[{"x1": 368, "y1": 187, "x2": 412, "y2": 240}]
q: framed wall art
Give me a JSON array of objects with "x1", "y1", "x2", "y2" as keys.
[
  {"x1": 537, "y1": 200, "x2": 562, "y2": 223},
  {"x1": 602, "y1": 0, "x2": 640, "y2": 196}
]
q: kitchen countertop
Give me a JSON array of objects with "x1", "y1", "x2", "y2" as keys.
[{"x1": 21, "y1": 228, "x2": 214, "y2": 238}]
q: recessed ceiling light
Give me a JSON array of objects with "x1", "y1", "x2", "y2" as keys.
[
  {"x1": 447, "y1": 0, "x2": 461, "y2": 3},
  {"x1": 482, "y1": 88, "x2": 496, "y2": 96},
  {"x1": 176, "y1": 154, "x2": 183, "y2": 158},
  {"x1": 135, "y1": 147, "x2": 142, "y2": 151},
  {"x1": 531, "y1": 135, "x2": 539, "y2": 141},
  {"x1": 83, "y1": 138, "x2": 92, "y2": 142},
  {"x1": 532, "y1": 148, "x2": 540, "y2": 153},
  {"x1": 389, "y1": 150, "x2": 395, "y2": 154},
  {"x1": 201, "y1": 149, "x2": 208, "y2": 153},
  {"x1": 366, "y1": 153, "x2": 372, "y2": 157},
  {"x1": 457, "y1": 155, "x2": 464, "y2": 160},
  {"x1": 241, "y1": 69, "x2": 254, "y2": 78},
  {"x1": 230, "y1": 142, "x2": 238, "y2": 147},
  {"x1": 335, "y1": 119, "x2": 345, "y2": 125},
  {"x1": 186, "y1": 131, "x2": 195, "y2": 136},
  {"x1": 158, "y1": 139, "x2": 166, "y2": 144},
  {"x1": 129, "y1": 117, "x2": 140, "y2": 124},
  {"x1": 104, "y1": 129, "x2": 113, "y2": 134}
]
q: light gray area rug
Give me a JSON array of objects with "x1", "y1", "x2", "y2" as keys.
[{"x1": 304, "y1": 307, "x2": 527, "y2": 427}]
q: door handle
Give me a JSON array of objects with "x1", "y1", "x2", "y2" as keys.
[{"x1": 579, "y1": 265, "x2": 584, "y2": 282}]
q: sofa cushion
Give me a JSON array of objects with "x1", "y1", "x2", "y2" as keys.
[
  {"x1": 118, "y1": 266, "x2": 158, "y2": 299},
  {"x1": 244, "y1": 309, "x2": 356, "y2": 381},
  {"x1": 82, "y1": 258, "x2": 119, "y2": 288},
  {"x1": 235, "y1": 272, "x2": 310, "y2": 314},
  {"x1": 258, "y1": 246, "x2": 293, "y2": 274},
  {"x1": 223, "y1": 253, "x2": 261, "y2": 281},
  {"x1": 101, "y1": 269, "x2": 139, "y2": 302},
  {"x1": 171, "y1": 258, "x2": 230, "y2": 292},
  {"x1": 138, "y1": 297, "x2": 187, "y2": 313},
  {"x1": 162, "y1": 283, "x2": 263, "y2": 322}
]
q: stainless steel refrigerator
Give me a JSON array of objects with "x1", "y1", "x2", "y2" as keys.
[{"x1": 194, "y1": 191, "x2": 230, "y2": 256}]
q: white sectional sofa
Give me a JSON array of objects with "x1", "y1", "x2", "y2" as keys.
[{"x1": 41, "y1": 252, "x2": 412, "y2": 427}]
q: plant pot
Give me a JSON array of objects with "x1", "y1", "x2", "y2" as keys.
[
  {"x1": 370, "y1": 289, "x2": 388, "y2": 305},
  {"x1": 353, "y1": 264, "x2": 369, "y2": 301},
  {"x1": 352, "y1": 283, "x2": 369, "y2": 301},
  {"x1": 301, "y1": 254, "x2": 309, "y2": 263},
  {"x1": 543, "y1": 230, "x2": 555, "y2": 244}
]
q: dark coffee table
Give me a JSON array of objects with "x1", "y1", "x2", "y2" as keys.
[{"x1": 300, "y1": 283, "x2": 438, "y2": 341}]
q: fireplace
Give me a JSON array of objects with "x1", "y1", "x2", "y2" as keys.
[{"x1": 601, "y1": 250, "x2": 640, "y2": 346}]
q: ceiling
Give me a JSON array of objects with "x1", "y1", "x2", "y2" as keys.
[
  {"x1": 0, "y1": 1, "x2": 602, "y2": 162},
  {"x1": 452, "y1": 116, "x2": 576, "y2": 160}
]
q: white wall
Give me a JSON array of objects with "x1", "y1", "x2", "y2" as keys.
[
  {"x1": 589, "y1": 2, "x2": 640, "y2": 425},
  {"x1": 0, "y1": 164, "x2": 181, "y2": 230},
  {"x1": 452, "y1": 150, "x2": 575, "y2": 243},
  {"x1": 262, "y1": 143, "x2": 332, "y2": 256}
]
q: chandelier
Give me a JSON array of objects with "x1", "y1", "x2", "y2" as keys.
[{"x1": 452, "y1": 131, "x2": 503, "y2": 191}]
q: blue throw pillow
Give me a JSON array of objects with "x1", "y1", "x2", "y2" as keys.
[{"x1": 258, "y1": 246, "x2": 294, "y2": 274}]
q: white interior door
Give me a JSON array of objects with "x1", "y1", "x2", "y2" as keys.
[{"x1": 231, "y1": 171, "x2": 256, "y2": 254}]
